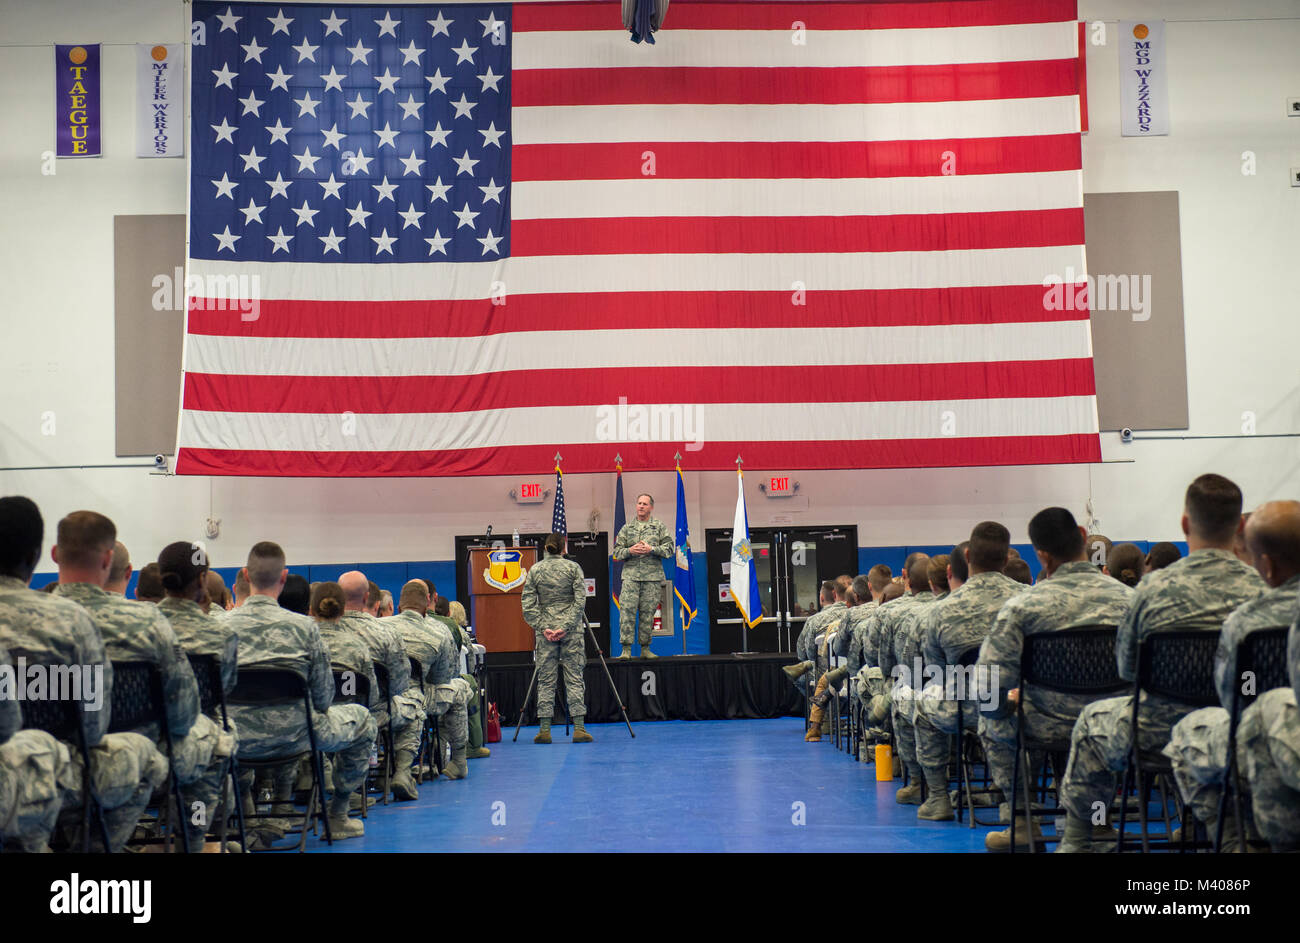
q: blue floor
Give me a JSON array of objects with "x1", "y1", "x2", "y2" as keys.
[{"x1": 307, "y1": 718, "x2": 1000, "y2": 853}]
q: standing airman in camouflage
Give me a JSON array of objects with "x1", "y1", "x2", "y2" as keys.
[
  {"x1": 913, "y1": 531, "x2": 1022, "y2": 820},
  {"x1": 1164, "y1": 500, "x2": 1300, "y2": 848},
  {"x1": 154, "y1": 541, "x2": 241, "y2": 851},
  {"x1": 1058, "y1": 475, "x2": 1266, "y2": 852},
  {"x1": 381, "y1": 580, "x2": 473, "y2": 780},
  {"x1": 337, "y1": 570, "x2": 425, "y2": 801},
  {"x1": 224, "y1": 542, "x2": 377, "y2": 840},
  {"x1": 522, "y1": 533, "x2": 592, "y2": 743},
  {"x1": 0, "y1": 497, "x2": 167, "y2": 852},
  {"x1": 612, "y1": 493, "x2": 674, "y2": 658}
]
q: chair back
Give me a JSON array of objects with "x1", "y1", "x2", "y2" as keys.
[
  {"x1": 373, "y1": 662, "x2": 391, "y2": 702},
  {"x1": 187, "y1": 653, "x2": 223, "y2": 716},
  {"x1": 106, "y1": 661, "x2": 166, "y2": 735},
  {"x1": 1021, "y1": 626, "x2": 1126, "y2": 695},
  {"x1": 228, "y1": 667, "x2": 309, "y2": 706},
  {"x1": 1136, "y1": 629, "x2": 1221, "y2": 707},
  {"x1": 1229, "y1": 626, "x2": 1290, "y2": 713},
  {"x1": 332, "y1": 668, "x2": 371, "y2": 706}
]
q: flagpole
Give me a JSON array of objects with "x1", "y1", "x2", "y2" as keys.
[
  {"x1": 736, "y1": 455, "x2": 747, "y2": 654},
  {"x1": 675, "y1": 451, "x2": 687, "y2": 656}
]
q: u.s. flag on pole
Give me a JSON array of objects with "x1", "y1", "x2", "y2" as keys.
[{"x1": 177, "y1": 0, "x2": 1098, "y2": 477}]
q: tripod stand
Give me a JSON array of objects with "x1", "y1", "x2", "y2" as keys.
[{"x1": 513, "y1": 616, "x2": 635, "y2": 740}]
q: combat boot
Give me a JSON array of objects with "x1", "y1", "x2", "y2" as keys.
[
  {"x1": 390, "y1": 749, "x2": 419, "y2": 801},
  {"x1": 534, "y1": 717, "x2": 552, "y2": 744},
  {"x1": 985, "y1": 817, "x2": 1042, "y2": 852},
  {"x1": 917, "y1": 770, "x2": 953, "y2": 820},
  {"x1": 895, "y1": 782, "x2": 924, "y2": 805},
  {"x1": 442, "y1": 745, "x2": 469, "y2": 780},
  {"x1": 805, "y1": 702, "x2": 825, "y2": 741},
  {"x1": 642, "y1": 648, "x2": 658, "y2": 659},
  {"x1": 326, "y1": 795, "x2": 364, "y2": 840},
  {"x1": 572, "y1": 716, "x2": 594, "y2": 743},
  {"x1": 466, "y1": 745, "x2": 491, "y2": 759},
  {"x1": 782, "y1": 661, "x2": 812, "y2": 681},
  {"x1": 618, "y1": 647, "x2": 630, "y2": 659},
  {"x1": 1054, "y1": 814, "x2": 1093, "y2": 853}
]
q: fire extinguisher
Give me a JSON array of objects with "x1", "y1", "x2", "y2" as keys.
[{"x1": 652, "y1": 604, "x2": 662, "y2": 635}]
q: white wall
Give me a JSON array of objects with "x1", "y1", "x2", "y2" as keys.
[{"x1": 1, "y1": 0, "x2": 1297, "y2": 574}]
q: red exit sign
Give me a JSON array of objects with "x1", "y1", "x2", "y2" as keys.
[
  {"x1": 520, "y1": 481, "x2": 543, "y2": 499},
  {"x1": 768, "y1": 475, "x2": 793, "y2": 495}
]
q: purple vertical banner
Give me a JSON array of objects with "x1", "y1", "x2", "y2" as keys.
[{"x1": 55, "y1": 43, "x2": 101, "y2": 157}]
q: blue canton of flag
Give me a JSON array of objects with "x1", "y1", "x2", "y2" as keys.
[
  {"x1": 190, "y1": 2, "x2": 510, "y2": 263},
  {"x1": 551, "y1": 462, "x2": 566, "y2": 536}
]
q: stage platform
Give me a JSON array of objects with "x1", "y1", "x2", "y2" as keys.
[{"x1": 482, "y1": 652, "x2": 804, "y2": 724}]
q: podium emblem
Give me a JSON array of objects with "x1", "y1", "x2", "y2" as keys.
[{"x1": 484, "y1": 549, "x2": 527, "y2": 591}]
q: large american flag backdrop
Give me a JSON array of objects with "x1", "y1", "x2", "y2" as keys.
[{"x1": 177, "y1": 0, "x2": 1099, "y2": 477}]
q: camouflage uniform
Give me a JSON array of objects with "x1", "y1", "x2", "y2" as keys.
[
  {"x1": 0, "y1": 644, "x2": 74, "y2": 852},
  {"x1": 855, "y1": 595, "x2": 905, "y2": 707},
  {"x1": 889, "y1": 592, "x2": 942, "y2": 779},
  {"x1": 431, "y1": 612, "x2": 484, "y2": 744},
  {"x1": 521, "y1": 550, "x2": 588, "y2": 720},
  {"x1": 613, "y1": 517, "x2": 673, "y2": 647},
  {"x1": 1060, "y1": 550, "x2": 1265, "y2": 823},
  {"x1": 1163, "y1": 575, "x2": 1299, "y2": 827},
  {"x1": 0, "y1": 576, "x2": 167, "y2": 852},
  {"x1": 914, "y1": 572, "x2": 1024, "y2": 773},
  {"x1": 381, "y1": 609, "x2": 471, "y2": 750},
  {"x1": 863, "y1": 593, "x2": 925, "y2": 734},
  {"x1": 338, "y1": 609, "x2": 425, "y2": 756},
  {"x1": 223, "y1": 596, "x2": 376, "y2": 804},
  {"x1": 156, "y1": 595, "x2": 241, "y2": 850},
  {"x1": 974, "y1": 561, "x2": 1134, "y2": 807}
]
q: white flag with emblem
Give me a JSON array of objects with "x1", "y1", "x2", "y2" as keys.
[{"x1": 728, "y1": 467, "x2": 762, "y2": 628}]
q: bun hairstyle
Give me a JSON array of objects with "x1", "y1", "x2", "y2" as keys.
[
  {"x1": 1107, "y1": 543, "x2": 1146, "y2": 589},
  {"x1": 544, "y1": 532, "x2": 565, "y2": 555},
  {"x1": 310, "y1": 580, "x2": 346, "y2": 621},
  {"x1": 161, "y1": 571, "x2": 185, "y2": 592}
]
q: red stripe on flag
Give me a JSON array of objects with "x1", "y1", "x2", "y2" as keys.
[
  {"x1": 512, "y1": 0, "x2": 1080, "y2": 32},
  {"x1": 176, "y1": 434, "x2": 1102, "y2": 478},
  {"x1": 182, "y1": 360, "x2": 1098, "y2": 415},
  {"x1": 514, "y1": 60, "x2": 1081, "y2": 107},
  {"x1": 511, "y1": 135, "x2": 1082, "y2": 180},
  {"x1": 185, "y1": 286, "x2": 1086, "y2": 339},
  {"x1": 510, "y1": 209, "x2": 1084, "y2": 256}
]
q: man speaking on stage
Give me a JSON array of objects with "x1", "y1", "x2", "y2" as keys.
[{"x1": 612, "y1": 493, "x2": 675, "y2": 659}]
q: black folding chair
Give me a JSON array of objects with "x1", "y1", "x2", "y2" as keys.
[
  {"x1": 187, "y1": 652, "x2": 246, "y2": 852},
  {"x1": 1215, "y1": 626, "x2": 1289, "y2": 852},
  {"x1": 332, "y1": 667, "x2": 373, "y2": 816},
  {"x1": 369, "y1": 662, "x2": 394, "y2": 805},
  {"x1": 1116, "y1": 629, "x2": 1221, "y2": 853},
  {"x1": 1010, "y1": 626, "x2": 1127, "y2": 852},
  {"x1": 108, "y1": 661, "x2": 188, "y2": 853},
  {"x1": 409, "y1": 656, "x2": 443, "y2": 780},
  {"x1": 951, "y1": 645, "x2": 1003, "y2": 828},
  {"x1": 227, "y1": 667, "x2": 332, "y2": 851},
  {"x1": 14, "y1": 653, "x2": 109, "y2": 853}
]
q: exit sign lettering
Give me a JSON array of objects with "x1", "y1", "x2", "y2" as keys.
[{"x1": 768, "y1": 475, "x2": 793, "y2": 496}]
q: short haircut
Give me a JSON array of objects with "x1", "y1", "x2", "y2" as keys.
[
  {"x1": 399, "y1": 579, "x2": 430, "y2": 613},
  {"x1": 0, "y1": 496, "x2": 44, "y2": 578},
  {"x1": 1004, "y1": 559, "x2": 1033, "y2": 585},
  {"x1": 968, "y1": 522, "x2": 1010, "y2": 572},
  {"x1": 1245, "y1": 501, "x2": 1300, "y2": 573},
  {"x1": 1145, "y1": 542, "x2": 1182, "y2": 571},
  {"x1": 906, "y1": 554, "x2": 931, "y2": 592},
  {"x1": 819, "y1": 579, "x2": 836, "y2": 603},
  {"x1": 279, "y1": 573, "x2": 310, "y2": 614},
  {"x1": 204, "y1": 571, "x2": 230, "y2": 608},
  {"x1": 949, "y1": 541, "x2": 970, "y2": 584},
  {"x1": 851, "y1": 574, "x2": 872, "y2": 601},
  {"x1": 1085, "y1": 534, "x2": 1112, "y2": 568},
  {"x1": 1027, "y1": 507, "x2": 1084, "y2": 561},
  {"x1": 108, "y1": 541, "x2": 131, "y2": 584},
  {"x1": 309, "y1": 581, "x2": 345, "y2": 620},
  {"x1": 636, "y1": 493, "x2": 654, "y2": 506},
  {"x1": 434, "y1": 595, "x2": 451, "y2": 617},
  {"x1": 367, "y1": 580, "x2": 382, "y2": 608},
  {"x1": 834, "y1": 574, "x2": 852, "y2": 598},
  {"x1": 380, "y1": 590, "x2": 394, "y2": 612},
  {"x1": 866, "y1": 564, "x2": 892, "y2": 592},
  {"x1": 1007, "y1": 546, "x2": 1021, "y2": 561},
  {"x1": 927, "y1": 555, "x2": 950, "y2": 593},
  {"x1": 56, "y1": 510, "x2": 117, "y2": 570},
  {"x1": 879, "y1": 582, "x2": 905, "y2": 604},
  {"x1": 1184, "y1": 473, "x2": 1244, "y2": 543},
  {"x1": 246, "y1": 541, "x2": 286, "y2": 590},
  {"x1": 420, "y1": 578, "x2": 436, "y2": 599},
  {"x1": 1106, "y1": 543, "x2": 1145, "y2": 588},
  {"x1": 136, "y1": 562, "x2": 165, "y2": 601},
  {"x1": 232, "y1": 571, "x2": 251, "y2": 598}
]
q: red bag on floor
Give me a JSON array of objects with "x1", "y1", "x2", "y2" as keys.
[{"x1": 486, "y1": 702, "x2": 501, "y2": 743}]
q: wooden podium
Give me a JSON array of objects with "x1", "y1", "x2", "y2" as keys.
[{"x1": 470, "y1": 546, "x2": 537, "y2": 653}]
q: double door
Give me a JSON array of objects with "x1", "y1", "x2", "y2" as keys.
[{"x1": 703, "y1": 525, "x2": 859, "y2": 653}]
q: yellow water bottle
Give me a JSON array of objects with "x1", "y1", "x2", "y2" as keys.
[{"x1": 875, "y1": 743, "x2": 893, "y2": 781}]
